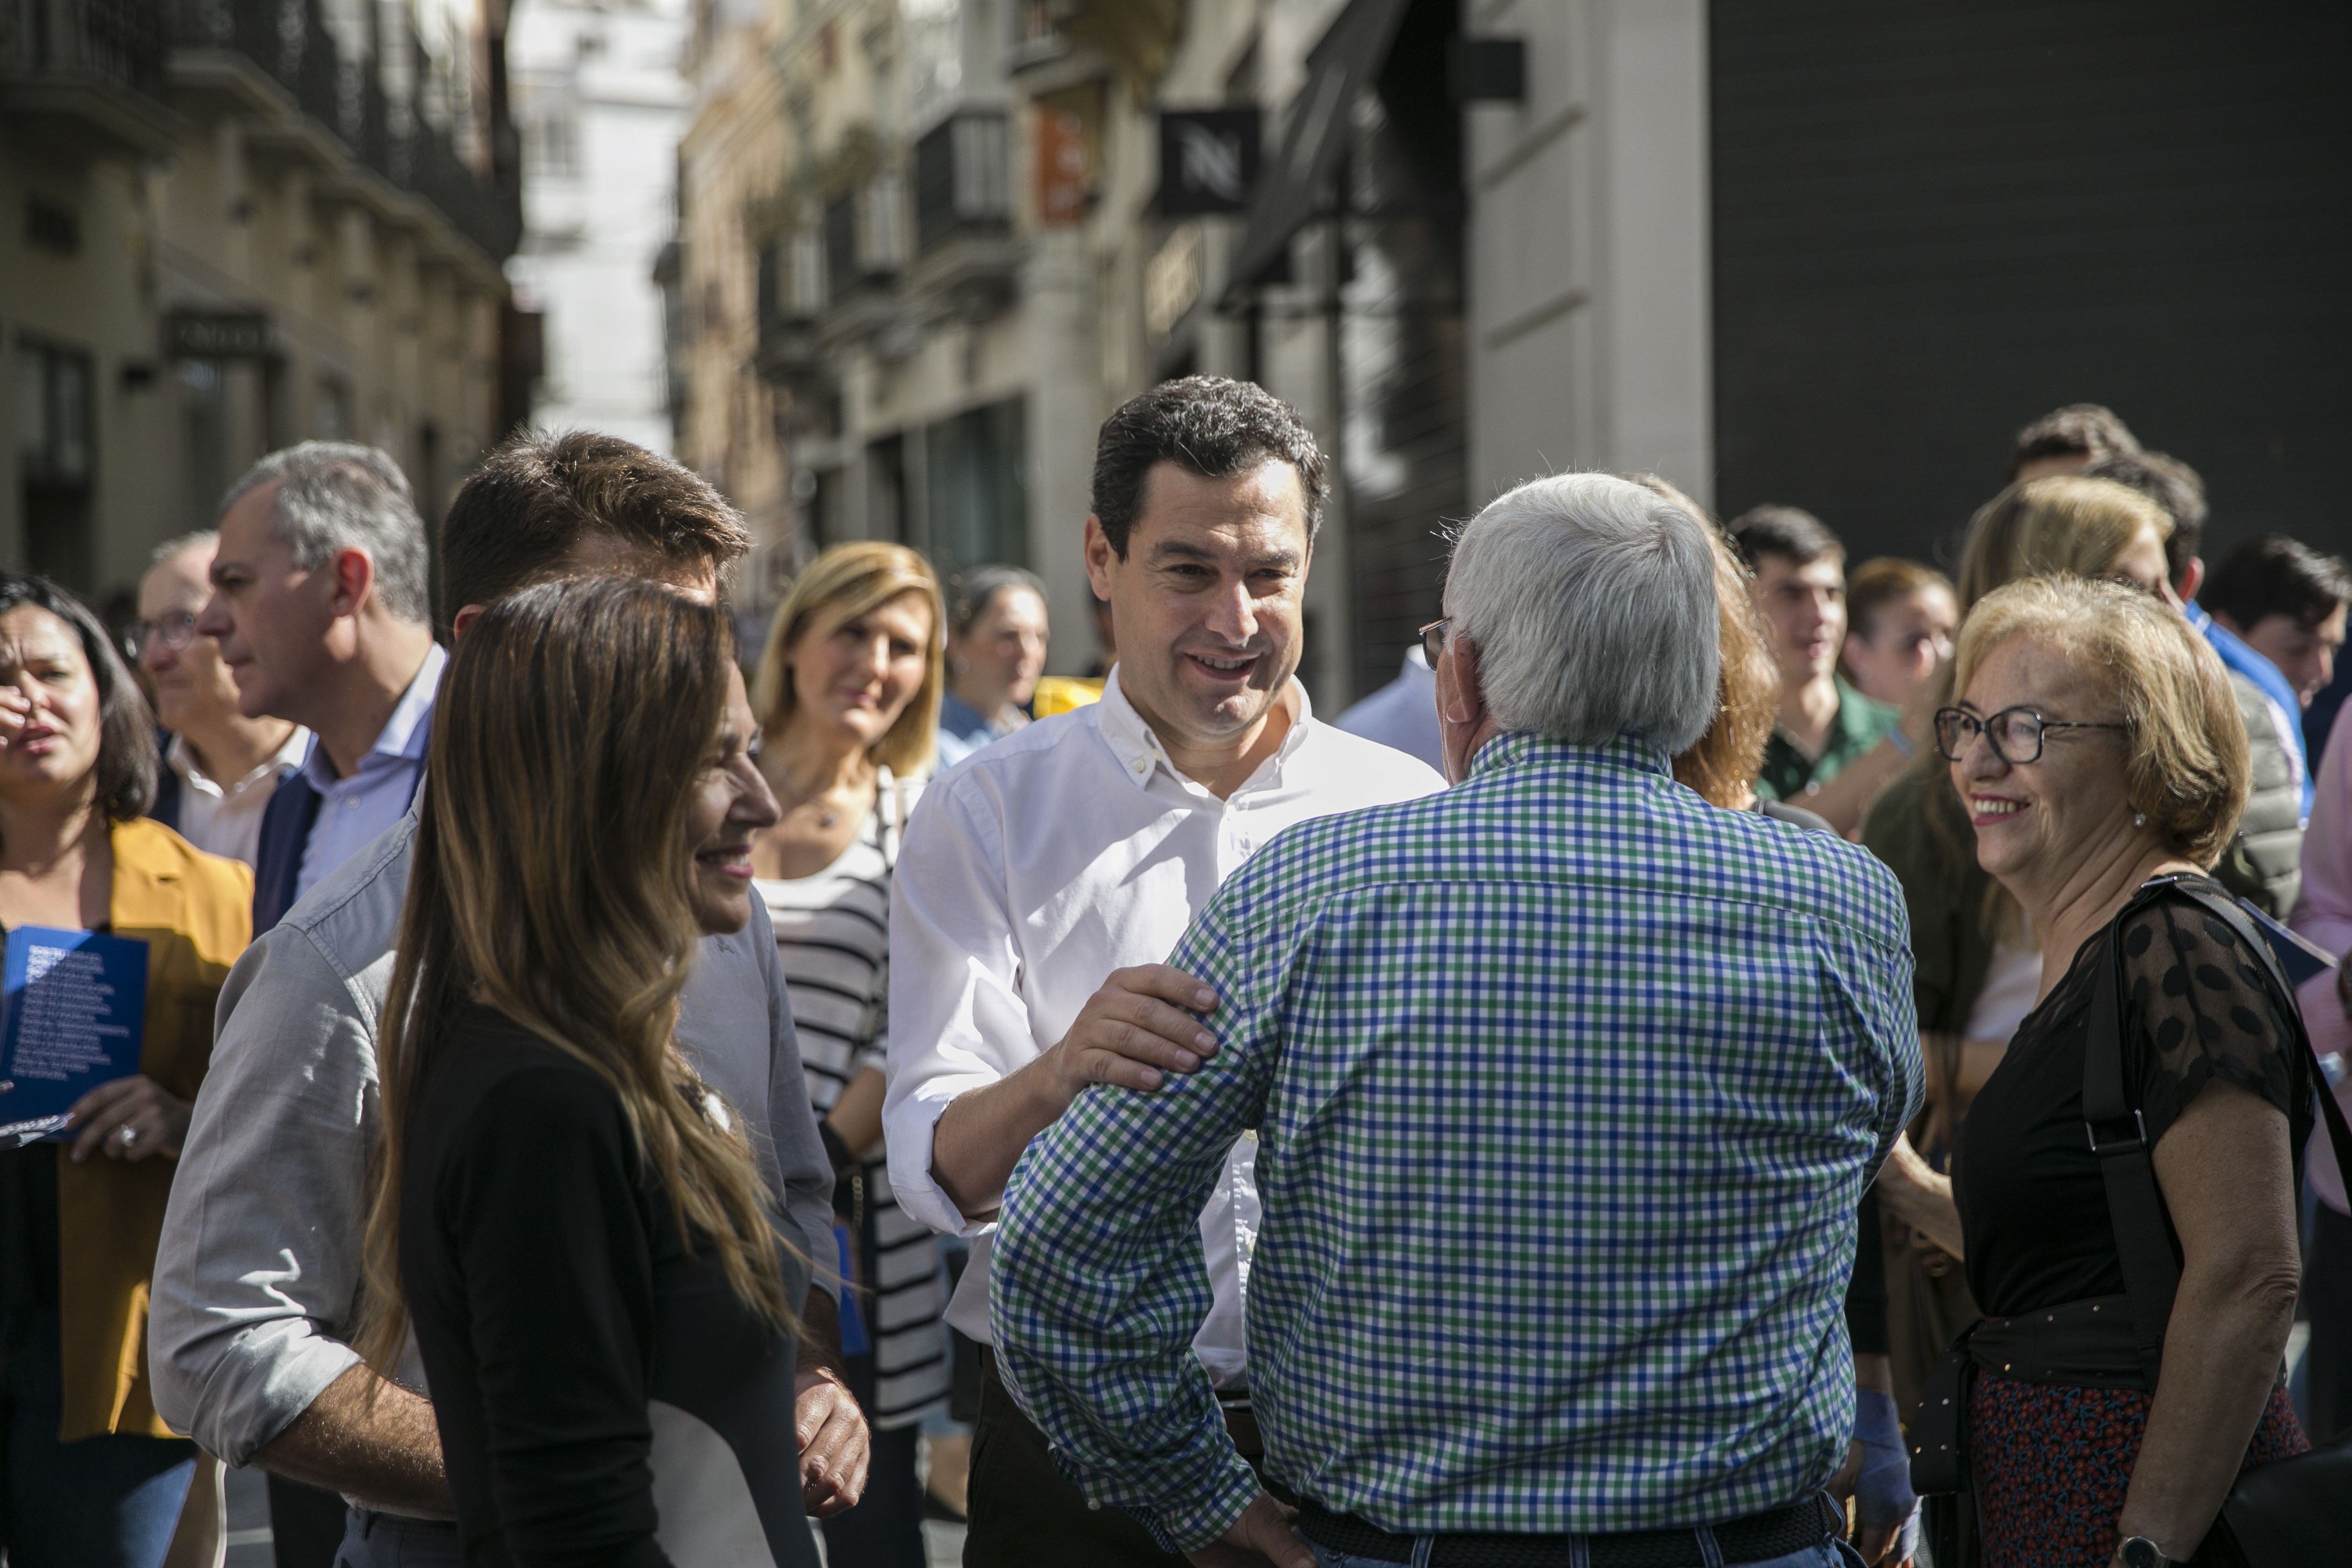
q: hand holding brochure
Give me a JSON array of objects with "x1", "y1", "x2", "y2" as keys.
[{"x1": 0, "y1": 926, "x2": 149, "y2": 1144}]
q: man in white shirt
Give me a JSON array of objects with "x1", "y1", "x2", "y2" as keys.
[
  {"x1": 193, "y1": 443, "x2": 443, "y2": 930},
  {"x1": 885, "y1": 377, "x2": 1444, "y2": 1566},
  {"x1": 133, "y1": 532, "x2": 308, "y2": 866}
]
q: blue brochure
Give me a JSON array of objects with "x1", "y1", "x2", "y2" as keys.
[{"x1": 0, "y1": 926, "x2": 149, "y2": 1143}]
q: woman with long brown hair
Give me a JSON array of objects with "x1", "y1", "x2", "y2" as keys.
[{"x1": 357, "y1": 577, "x2": 814, "y2": 1565}]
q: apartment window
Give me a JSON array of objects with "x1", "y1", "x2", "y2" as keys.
[
  {"x1": 525, "y1": 104, "x2": 581, "y2": 177},
  {"x1": 16, "y1": 340, "x2": 95, "y2": 589},
  {"x1": 915, "y1": 111, "x2": 1008, "y2": 253}
]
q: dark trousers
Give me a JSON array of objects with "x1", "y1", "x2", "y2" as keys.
[
  {"x1": 2305, "y1": 1199, "x2": 2352, "y2": 1443},
  {"x1": 0, "y1": 1309, "x2": 196, "y2": 1568},
  {"x1": 965, "y1": 1352, "x2": 1187, "y2": 1568},
  {"x1": 268, "y1": 1473, "x2": 355, "y2": 1568}
]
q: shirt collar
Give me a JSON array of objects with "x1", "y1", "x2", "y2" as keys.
[
  {"x1": 1468, "y1": 728, "x2": 1672, "y2": 782},
  {"x1": 169, "y1": 724, "x2": 313, "y2": 793},
  {"x1": 301, "y1": 642, "x2": 447, "y2": 789},
  {"x1": 1094, "y1": 665, "x2": 1317, "y2": 796}
]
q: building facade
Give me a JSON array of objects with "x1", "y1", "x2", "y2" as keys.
[
  {"x1": 1, "y1": 0, "x2": 520, "y2": 605},
  {"x1": 508, "y1": 0, "x2": 689, "y2": 454}
]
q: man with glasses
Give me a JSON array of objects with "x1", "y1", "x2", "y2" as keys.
[{"x1": 133, "y1": 531, "x2": 308, "y2": 867}]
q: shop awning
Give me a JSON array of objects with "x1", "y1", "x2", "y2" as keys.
[{"x1": 1218, "y1": 0, "x2": 1413, "y2": 306}]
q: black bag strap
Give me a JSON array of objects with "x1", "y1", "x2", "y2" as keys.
[{"x1": 2085, "y1": 876, "x2": 2352, "y2": 1385}]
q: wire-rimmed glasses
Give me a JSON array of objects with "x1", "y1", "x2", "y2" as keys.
[{"x1": 122, "y1": 611, "x2": 198, "y2": 663}]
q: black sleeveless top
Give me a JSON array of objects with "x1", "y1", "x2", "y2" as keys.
[{"x1": 1955, "y1": 877, "x2": 2312, "y2": 1320}]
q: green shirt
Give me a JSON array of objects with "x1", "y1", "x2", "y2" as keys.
[{"x1": 1758, "y1": 678, "x2": 1900, "y2": 801}]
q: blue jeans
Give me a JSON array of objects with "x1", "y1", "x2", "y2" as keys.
[
  {"x1": 0, "y1": 1311, "x2": 197, "y2": 1568},
  {"x1": 1309, "y1": 1539, "x2": 1869, "y2": 1568}
]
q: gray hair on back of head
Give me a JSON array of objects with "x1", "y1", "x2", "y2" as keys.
[
  {"x1": 220, "y1": 442, "x2": 431, "y2": 624},
  {"x1": 1443, "y1": 472, "x2": 1721, "y2": 755}
]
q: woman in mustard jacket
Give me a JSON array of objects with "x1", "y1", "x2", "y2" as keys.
[{"x1": 0, "y1": 575, "x2": 249, "y2": 1568}]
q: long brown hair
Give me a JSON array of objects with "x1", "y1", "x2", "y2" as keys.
[{"x1": 357, "y1": 579, "x2": 796, "y2": 1379}]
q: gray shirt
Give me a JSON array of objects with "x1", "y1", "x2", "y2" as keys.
[{"x1": 148, "y1": 805, "x2": 837, "y2": 1469}]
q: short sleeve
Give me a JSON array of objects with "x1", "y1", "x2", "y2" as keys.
[{"x1": 2120, "y1": 892, "x2": 2304, "y2": 1148}]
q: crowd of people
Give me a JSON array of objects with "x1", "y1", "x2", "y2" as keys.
[{"x1": 0, "y1": 378, "x2": 2344, "y2": 1568}]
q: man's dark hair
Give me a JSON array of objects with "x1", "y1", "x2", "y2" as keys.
[
  {"x1": 2204, "y1": 534, "x2": 2352, "y2": 633},
  {"x1": 1728, "y1": 505, "x2": 1844, "y2": 572},
  {"x1": 2010, "y1": 403, "x2": 2139, "y2": 479},
  {"x1": 439, "y1": 431, "x2": 753, "y2": 618},
  {"x1": 0, "y1": 574, "x2": 156, "y2": 820},
  {"x1": 2082, "y1": 450, "x2": 2208, "y2": 586},
  {"x1": 1089, "y1": 376, "x2": 1327, "y2": 557}
]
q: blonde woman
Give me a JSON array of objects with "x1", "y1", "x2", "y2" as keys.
[
  {"x1": 1858, "y1": 478, "x2": 2182, "y2": 1430},
  {"x1": 359, "y1": 579, "x2": 812, "y2": 1565},
  {"x1": 749, "y1": 542, "x2": 947, "y2": 1567},
  {"x1": 1927, "y1": 578, "x2": 2308, "y2": 1565}
]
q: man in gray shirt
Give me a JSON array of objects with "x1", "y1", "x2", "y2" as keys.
[{"x1": 149, "y1": 434, "x2": 864, "y2": 1566}]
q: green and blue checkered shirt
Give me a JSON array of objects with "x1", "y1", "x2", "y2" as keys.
[{"x1": 993, "y1": 732, "x2": 1922, "y2": 1549}]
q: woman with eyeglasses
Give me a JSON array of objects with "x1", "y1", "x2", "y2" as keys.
[
  {"x1": 0, "y1": 574, "x2": 253, "y2": 1567},
  {"x1": 1858, "y1": 477, "x2": 2185, "y2": 1453},
  {"x1": 129, "y1": 532, "x2": 306, "y2": 868},
  {"x1": 1898, "y1": 576, "x2": 2312, "y2": 1567}
]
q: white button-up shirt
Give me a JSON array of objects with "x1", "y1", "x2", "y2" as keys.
[
  {"x1": 166, "y1": 725, "x2": 310, "y2": 868},
  {"x1": 885, "y1": 668, "x2": 1445, "y2": 1385}
]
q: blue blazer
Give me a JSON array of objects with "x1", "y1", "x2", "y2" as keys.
[{"x1": 251, "y1": 770, "x2": 323, "y2": 935}]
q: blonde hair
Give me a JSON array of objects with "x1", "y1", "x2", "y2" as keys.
[
  {"x1": 357, "y1": 580, "x2": 799, "y2": 1383},
  {"x1": 1955, "y1": 476, "x2": 2173, "y2": 612},
  {"x1": 1629, "y1": 473, "x2": 1778, "y2": 809},
  {"x1": 752, "y1": 542, "x2": 945, "y2": 776},
  {"x1": 1952, "y1": 575, "x2": 2249, "y2": 867}
]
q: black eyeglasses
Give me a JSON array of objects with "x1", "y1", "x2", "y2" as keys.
[
  {"x1": 1933, "y1": 706, "x2": 2127, "y2": 765},
  {"x1": 1419, "y1": 618, "x2": 1451, "y2": 666},
  {"x1": 122, "y1": 611, "x2": 198, "y2": 661}
]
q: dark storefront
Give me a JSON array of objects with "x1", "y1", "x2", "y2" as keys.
[{"x1": 1712, "y1": 0, "x2": 2352, "y2": 568}]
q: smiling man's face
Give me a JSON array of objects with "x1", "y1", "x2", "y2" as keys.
[{"x1": 1085, "y1": 458, "x2": 1310, "y2": 755}]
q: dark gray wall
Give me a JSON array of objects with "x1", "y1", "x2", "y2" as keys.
[{"x1": 1711, "y1": 0, "x2": 2352, "y2": 571}]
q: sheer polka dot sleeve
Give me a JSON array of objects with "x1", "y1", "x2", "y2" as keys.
[{"x1": 2119, "y1": 889, "x2": 2306, "y2": 1148}]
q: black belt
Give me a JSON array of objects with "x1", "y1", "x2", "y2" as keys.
[
  {"x1": 1965, "y1": 1294, "x2": 2150, "y2": 1392},
  {"x1": 1294, "y1": 1494, "x2": 1841, "y2": 1568}
]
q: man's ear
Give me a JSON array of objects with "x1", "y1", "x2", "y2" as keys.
[
  {"x1": 2175, "y1": 556, "x2": 2205, "y2": 606},
  {"x1": 1439, "y1": 631, "x2": 1484, "y2": 726},
  {"x1": 1083, "y1": 516, "x2": 1117, "y2": 602},
  {"x1": 328, "y1": 547, "x2": 378, "y2": 618}
]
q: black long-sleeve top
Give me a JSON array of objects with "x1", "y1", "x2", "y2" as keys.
[{"x1": 400, "y1": 1003, "x2": 818, "y2": 1567}]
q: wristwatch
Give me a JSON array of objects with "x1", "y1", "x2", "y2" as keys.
[{"x1": 2116, "y1": 1539, "x2": 2172, "y2": 1568}]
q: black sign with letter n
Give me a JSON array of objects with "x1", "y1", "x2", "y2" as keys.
[{"x1": 1157, "y1": 109, "x2": 1261, "y2": 217}]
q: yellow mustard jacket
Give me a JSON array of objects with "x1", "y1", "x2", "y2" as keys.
[{"x1": 51, "y1": 815, "x2": 250, "y2": 1441}]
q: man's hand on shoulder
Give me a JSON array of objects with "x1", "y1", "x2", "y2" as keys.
[
  {"x1": 1046, "y1": 964, "x2": 1221, "y2": 1101},
  {"x1": 1185, "y1": 1494, "x2": 1315, "y2": 1568}
]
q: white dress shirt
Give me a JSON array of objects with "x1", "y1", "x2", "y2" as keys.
[
  {"x1": 884, "y1": 668, "x2": 1445, "y2": 1385},
  {"x1": 166, "y1": 725, "x2": 309, "y2": 867}
]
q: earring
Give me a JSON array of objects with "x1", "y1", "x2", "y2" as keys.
[{"x1": 2133, "y1": 813, "x2": 2147, "y2": 828}]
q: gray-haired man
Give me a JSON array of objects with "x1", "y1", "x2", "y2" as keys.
[
  {"x1": 992, "y1": 472, "x2": 1921, "y2": 1568},
  {"x1": 193, "y1": 442, "x2": 441, "y2": 930}
]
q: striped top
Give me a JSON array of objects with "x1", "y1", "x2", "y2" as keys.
[{"x1": 757, "y1": 772, "x2": 948, "y2": 1429}]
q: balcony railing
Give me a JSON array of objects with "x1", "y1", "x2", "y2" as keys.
[
  {"x1": 172, "y1": 0, "x2": 519, "y2": 261},
  {"x1": 0, "y1": 0, "x2": 173, "y2": 150}
]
